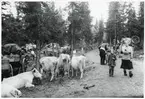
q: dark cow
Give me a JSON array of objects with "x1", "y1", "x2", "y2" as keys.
[
  {"x1": 41, "y1": 43, "x2": 60, "y2": 57},
  {"x1": 22, "y1": 53, "x2": 35, "y2": 72},
  {"x1": 60, "y1": 45, "x2": 71, "y2": 55},
  {"x1": 2, "y1": 56, "x2": 13, "y2": 81}
]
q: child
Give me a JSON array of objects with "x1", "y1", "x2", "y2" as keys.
[{"x1": 107, "y1": 49, "x2": 117, "y2": 77}]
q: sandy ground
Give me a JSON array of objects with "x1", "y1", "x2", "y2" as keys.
[{"x1": 20, "y1": 49, "x2": 144, "y2": 98}]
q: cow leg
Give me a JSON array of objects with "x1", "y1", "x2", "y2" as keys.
[
  {"x1": 68, "y1": 68, "x2": 70, "y2": 77},
  {"x1": 25, "y1": 82, "x2": 35, "y2": 88},
  {"x1": 50, "y1": 71, "x2": 54, "y2": 81},
  {"x1": 80, "y1": 66, "x2": 83, "y2": 79},
  {"x1": 80, "y1": 71, "x2": 83, "y2": 79},
  {"x1": 50, "y1": 67, "x2": 55, "y2": 81},
  {"x1": 76, "y1": 69, "x2": 78, "y2": 77},
  {"x1": 72, "y1": 67, "x2": 74, "y2": 77},
  {"x1": 54, "y1": 68, "x2": 58, "y2": 80},
  {"x1": 40, "y1": 68, "x2": 43, "y2": 74},
  {"x1": 41, "y1": 68, "x2": 47, "y2": 78},
  {"x1": 67, "y1": 64, "x2": 70, "y2": 77}
]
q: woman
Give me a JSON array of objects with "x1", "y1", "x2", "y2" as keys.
[{"x1": 120, "y1": 44, "x2": 133, "y2": 77}]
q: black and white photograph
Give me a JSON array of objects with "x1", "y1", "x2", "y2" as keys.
[{"x1": 1, "y1": 0, "x2": 144, "y2": 98}]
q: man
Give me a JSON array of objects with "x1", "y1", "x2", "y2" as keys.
[{"x1": 99, "y1": 46, "x2": 106, "y2": 65}]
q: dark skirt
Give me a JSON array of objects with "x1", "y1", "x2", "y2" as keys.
[{"x1": 120, "y1": 59, "x2": 133, "y2": 70}]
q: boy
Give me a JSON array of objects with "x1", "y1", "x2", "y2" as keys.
[{"x1": 108, "y1": 49, "x2": 117, "y2": 77}]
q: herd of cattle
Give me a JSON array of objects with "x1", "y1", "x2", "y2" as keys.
[
  {"x1": 1, "y1": 43, "x2": 86, "y2": 98},
  {"x1": 1, "y1": 37, "x2": 134, "y2": 97}
]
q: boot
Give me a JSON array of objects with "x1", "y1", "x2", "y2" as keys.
[
  {"x1": 111, "y1": 68, "x2": 114, "y2": 77},
  {"x1": 109, "y1": 69, "x2": 111, "y2": 77},
  {"x1": 129, "y1": 71, "x2": 133, "y2": 78},
  {"x1": 124, "y1": 69, "x2": 127, "y2": 76},
  {"x1": 100, "y1": 57, "x2": 102, "y2": 65}
]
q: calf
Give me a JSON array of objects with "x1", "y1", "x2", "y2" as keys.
[
  {"x1": 2, "y1": 68, "x2": 42, "y2": 89},
  {"x1": 56, "y1": 54, "x2": 71, "y2": 77},
  {"x1": 1, "y1": 83, "x2": 22, "y2": 98},
  {"x1": 39, "y1": 56, "x2": 58, "y2": 81},
  {"x1": 71, "y1": 51, "x2": 86, "y2": 79}
]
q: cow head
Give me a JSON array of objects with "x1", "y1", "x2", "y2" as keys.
[
  {"x1": 10, "y1": 89, "x2": 22, "y2": 98},
  {"x1": 32, "y1": 68, "x2": 42, "y2": 79},
  {"x1": 60, "y1": 54, "x2": 70, "y2": 63}
]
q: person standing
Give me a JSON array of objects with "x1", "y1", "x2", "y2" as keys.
[
  {"x1": 120, "y1": 44, "x2": 133, "y2": 77},
  {"x1": 99, "y1": 46, "x2": 106, "y2": 65},
  {"x1": 108, "y1": 49, "x2": 117, "y2": 77}
]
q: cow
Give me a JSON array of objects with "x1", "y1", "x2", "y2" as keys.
[
  {"x1": 10, "y1": 61, "x2": 22, "y2": 76},
  {"x1": 2, "y1": 68, "x2": 42, "y2": 89},
  {"x1": 60, "y1": 45, "x2": 71, "y2": 55},
  {"x1": 39, "y1": 56, "x2": 58, "y2": 81},
  {"x1": 22, "y1": 53, "x2": 35, "y2": 72},
  {"x1": 56, "y1": 54, "x2": 71, "y2": 77},
  {"x1": 41, "y1": 43, "x2": 60, "y2": 57},
  {"x1": 70, "y1": 50, "x2": 86, "y2": 79},
  {"x1": 1, "y1": 83, "x2": 22, "y2": 98},
  {"x1": 2, "y1": 56, "x2": 13, "y2": 81}
]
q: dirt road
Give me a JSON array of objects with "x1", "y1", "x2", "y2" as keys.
[{"x1": 20, "y1": 49, "x2": 144, "y2": 98}]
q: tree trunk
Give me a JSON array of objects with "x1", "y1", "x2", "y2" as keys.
[
  {"x1": 36, "y1": 40, "x2": 40, "y2": 71},
  {"x1": 52, "y1": 43, "x2": 54, "y2": 56},
  {"x1": 71, "y1": 24, "x2": 74, "y2": 58}
]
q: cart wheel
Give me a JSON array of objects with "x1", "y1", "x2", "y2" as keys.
[
  {"x1": 9, "y1": 64, "x2": 13, "y2": 76},
  {"x1": 18, "y1": 66, "x2": 23, "y2": 74}
]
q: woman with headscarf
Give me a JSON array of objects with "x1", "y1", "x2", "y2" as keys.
[{"x1": 120, "y1": 43, "x2": 134, "y2": 77}]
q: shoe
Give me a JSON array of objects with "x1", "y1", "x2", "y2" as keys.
[
  {"x1": 124, "y1": 70, "x2": 127, "y2": 76},
  {"x1": 129, "y1": 71, "x2": 133, "y2": 78}
]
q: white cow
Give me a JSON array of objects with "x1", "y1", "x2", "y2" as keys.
[
  {"x1": 71, "y1": 50, "x2": 86, "y2": 79},
  {"x1": 56, "y1": 54, "x2": 71, "y2": 77},
  {"x1": 39, "y1": 56, "x2": 58, "y2": 81},
  {"x1": 1, "y1": 83, "x2": 22, "y2": 98},
  {"x1": 2, "y1": 68, "x2": 42, "y2": 89}
]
